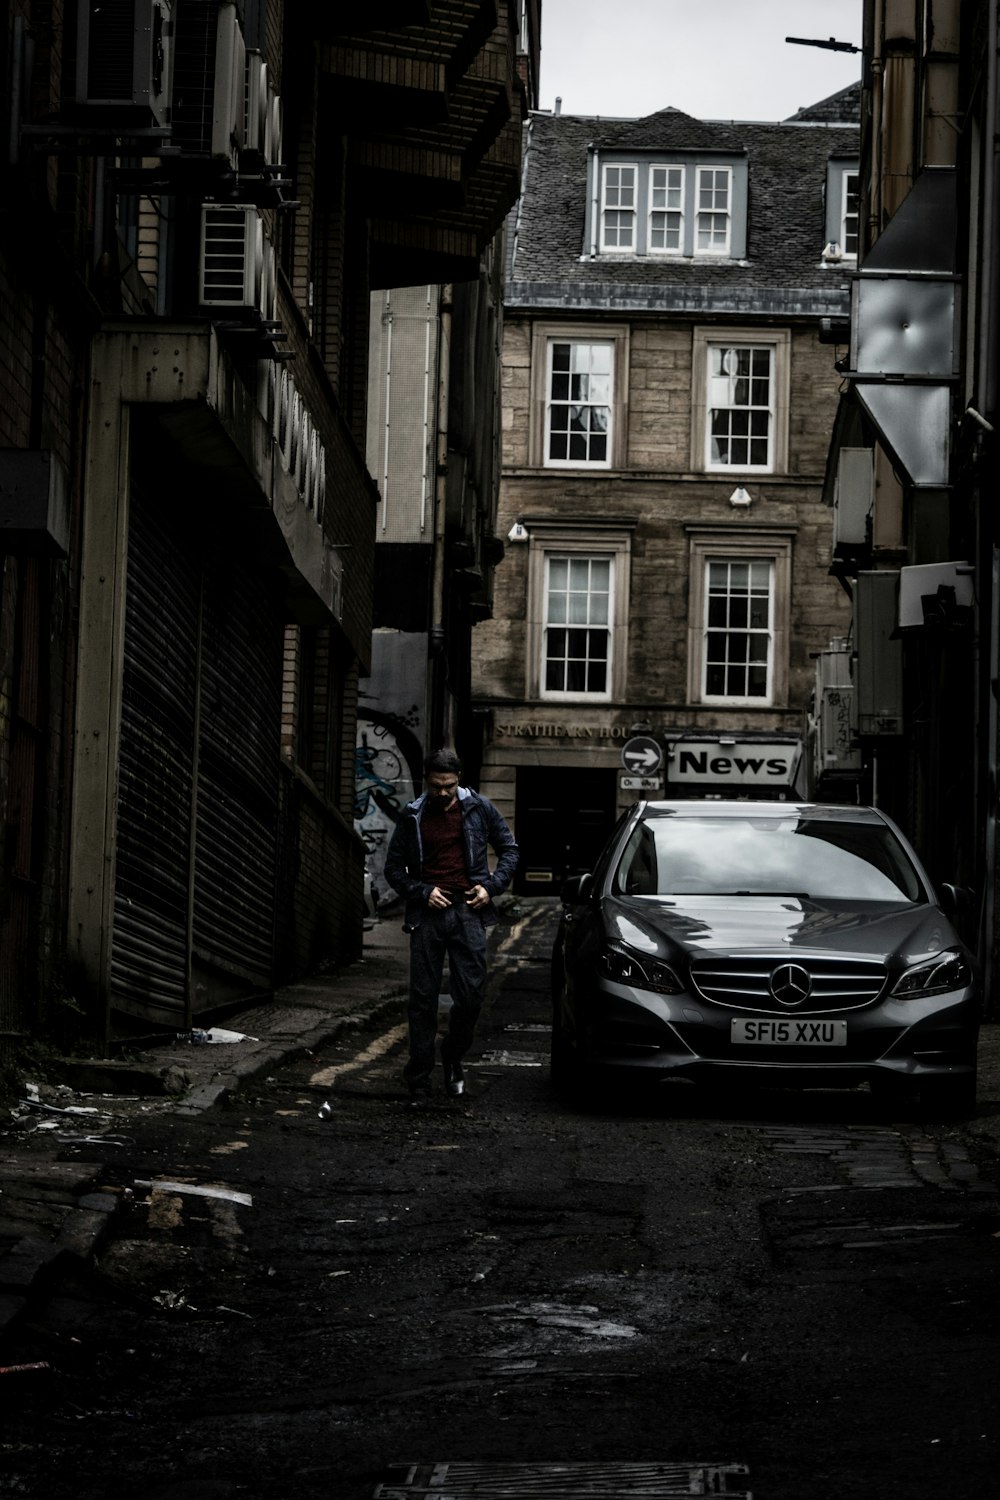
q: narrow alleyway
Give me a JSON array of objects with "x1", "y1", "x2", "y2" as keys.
[{"x1": 1, "y1": 903, "x2": 998, "y2": 1500}]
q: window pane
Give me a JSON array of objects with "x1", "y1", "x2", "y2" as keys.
[
  {"x1": 568, "y1": 558, "x2": 590, "y2": 590},
  {"x1": 543, "y1": 556, "x2": 613, "y2": 696},
  {"x1": 702, "y1": 557, "x2": 772, "y2": 701},
  {"x1": 706, "y1": 344, "x2": 773, "y2": 469},
  {"x1": 706, "y1": 664, "x2": 726, "y2": 696},
  {"x1": 547, "y1": 342, "x2": 614, "y2": 466}
]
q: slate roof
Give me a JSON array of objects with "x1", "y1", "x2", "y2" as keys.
[{"x1": 508, "y1": 86, "x2": 860, "y2": 317}]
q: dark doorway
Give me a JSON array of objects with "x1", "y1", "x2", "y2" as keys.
[{"x1": 514, "y1": 766, "x2": 617, "y2": 895}]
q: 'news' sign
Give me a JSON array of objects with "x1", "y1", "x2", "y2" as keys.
[{"x1": 667, "y1": 740, "x2": 802, "y2": 788}]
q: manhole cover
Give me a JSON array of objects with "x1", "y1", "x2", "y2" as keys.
[{"x1": 374, "y1": 1461, "x2": 752, "y2": 1497}]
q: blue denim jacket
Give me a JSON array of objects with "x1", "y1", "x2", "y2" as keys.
[{"x1": 384, "y1": 786, "x2": 519, "y2": 930}]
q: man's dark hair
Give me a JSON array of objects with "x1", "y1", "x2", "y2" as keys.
[{"x1": 424, "y1": 747, "x2": 462, "y2": 778}]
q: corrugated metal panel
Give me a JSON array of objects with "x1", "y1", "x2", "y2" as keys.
[
  {"x1": 192, "y1": 549, "x2": 282, "y2": 988},
  {"x1": 113, "y1": 479, "x2": 283, "y2": 1022},
  {"x1": 112, "y1": 484, "x2": 198, "y2": 1022}
]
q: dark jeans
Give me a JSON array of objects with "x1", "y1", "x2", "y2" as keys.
[{"x1": 404, "y1": 903, "x2": 487, "y2": 1087}]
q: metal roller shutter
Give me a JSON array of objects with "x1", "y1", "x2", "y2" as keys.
[
  {"x1": 192, "y1": 548, "x2": 282, "y2": 985},
  {"x1": 112, "y1": 483, "x2": 199, "y2": 1022},
  {"x1": 112, "y1": 480, "x2": 283, "y2": 1024}
]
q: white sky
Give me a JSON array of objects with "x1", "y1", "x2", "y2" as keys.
[{"x1": 538, "y1": 0, "x2": 863, "y2": 122}]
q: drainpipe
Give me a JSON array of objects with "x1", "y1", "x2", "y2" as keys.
[
  {"x1": 980, "y1": 1, "x2": 1000, "y2": 999},
  {"x1": 430, "y1": 284, "x2": 452, "y2": 745},
  {"x1": 589, "y1": 146, "x2": 600, "y2": 257},
  {"x1": 868, "y1": 0, "x2": 883, "y2": 253},
  {"x1": 379, "y1": 292, "x2": 392, "y2": 533},
  {"x1": 421, "y1": 285, "x2": 433, "y2": 533}
]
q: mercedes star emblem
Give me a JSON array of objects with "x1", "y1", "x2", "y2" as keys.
[{"x1": 769, "y1": 962, "x2": 812, "y2": 1007}]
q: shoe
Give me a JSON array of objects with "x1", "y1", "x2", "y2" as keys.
[
  {"x1": 406, "y1": 1076, "x2": 432, "y2": 1107},
  {"x1": 442, "y1": 1058, "x2": 465, "y2": 1097}
]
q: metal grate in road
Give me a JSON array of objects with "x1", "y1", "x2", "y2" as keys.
[{"x1": 374, "y1": 1462, "x2": 752, "y2": 1498}]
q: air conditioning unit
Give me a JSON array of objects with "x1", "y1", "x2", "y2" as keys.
[
  {"x1": 243, "y1": 52, "x2": 284, "y2": 169},
  {"x1": 832, "y1": 447, "x2": 873, "y2": 556},
  {"x1": 199, "y1": 203, "x2": 262, "y2": 308},
  {"x1": 170, "y1": 0, "x2": 244, "y2": 162},
  {"x1": 211, "y1": 3, "x2": 246, "y2": 165},
  {"x1": 813, "y1": 642, "x2": 861, "y2": 776},
  {"x1": 75, "y1": 0, "x2": 172, "y2": 126},
  {"x1": 898, "y1": 561, "x2": 974, "y2": 629},
  {"x1": 245, "y1": 53, "x2": 269, "y2": 158},
  {"x1": 258, "y1": 238, "x2": 276, "y2": 321},
  {"x1": 266, "y1": 88, "x2": 283, "y2": 169},
  {"x1": 855, "y1": 571, "x2": 904, "y2": 736}
]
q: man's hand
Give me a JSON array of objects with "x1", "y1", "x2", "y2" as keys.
[
  {"x1": 465, "y1": 884, "x2": 490, "y2": 910},
  {"x1": 428, "y1": 886, "x2": 452, "y2": 910}
]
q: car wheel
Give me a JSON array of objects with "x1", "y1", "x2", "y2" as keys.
[{"x1": 919, "y1": 1072, "x2": 977, "y2": 1119}]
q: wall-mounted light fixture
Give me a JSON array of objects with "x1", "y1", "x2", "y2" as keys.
[
  {"x1": 507, "y1": 521, "x2": 530, "y2": 542},
  {"x1": 729, "y1": 486, "x2": 752, "y2": 508}
]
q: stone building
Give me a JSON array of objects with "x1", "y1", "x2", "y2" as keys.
[
  {"x1": 821, "y1": 0, "x2": 1000, "y2": 996},
  {"x1": 0, "y1": 0, "x2": 524, "y2": 1046},
  {"x1": 356, "y1": 5, "x2": 541, "y2": 910},
  {"x1": 471, "y1": 89, "x2": 859, "y2": 893}
]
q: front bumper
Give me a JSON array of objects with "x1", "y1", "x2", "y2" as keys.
[{"x1": 569, "y1": 977, "x2": 980, "y2": 1086}]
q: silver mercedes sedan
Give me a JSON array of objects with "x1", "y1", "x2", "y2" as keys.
[{"x1": 552, "y1": 801, "x2": 980, "y2": 1114}]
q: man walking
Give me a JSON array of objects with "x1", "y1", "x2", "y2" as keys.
[{"x1": 385, "y1": 749, "x2": 519, "y2": 1101}]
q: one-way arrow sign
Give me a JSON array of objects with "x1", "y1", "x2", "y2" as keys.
[{"x1": 621, "y1": 735, "x2": 663, "y2": 774}]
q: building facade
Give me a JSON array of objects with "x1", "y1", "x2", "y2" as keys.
[
  {"x1": 356, "y1": 3, "x2": 540, "y2": 908},
  {"x1": 822, "y1": 0, "x2": 999, "y2": 997},
  {"x1": 0, "y1": 0, "x2": 524, "y2": 1046},
  {"x1": 472, "y1": 91, "x2": 860, "y2": 893}
]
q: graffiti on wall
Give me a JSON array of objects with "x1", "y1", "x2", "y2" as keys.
[{"x1": 355, "y1": 708, "x2": 423, "y2": 909}]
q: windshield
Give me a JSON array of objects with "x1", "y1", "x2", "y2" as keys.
[{"x1": 611, "y1": 814, "x2": 925, "y2": 903}]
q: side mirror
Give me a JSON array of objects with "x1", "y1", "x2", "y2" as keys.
[
  {"x1": 560, "y1": 871, "x2": 594, "y2": 905},
  {"x1": 938, "y1": 882, "x2": 974, "y2": 919}
]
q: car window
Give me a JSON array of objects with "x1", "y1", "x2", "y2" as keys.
[{"x1": 613, "y1": 815, "x2": 924, "y2": 902}]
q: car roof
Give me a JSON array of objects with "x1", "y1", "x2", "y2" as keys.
[{"x1": 639, "y1": 801, "x2": 888, "y2": 825}]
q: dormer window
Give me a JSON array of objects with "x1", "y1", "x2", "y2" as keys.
[
  {"x1": 696, "y1": 167, "x2": 732, "y2": 254},
  {"x1": 600, "y1": 164, "x2": 637, "y2": 251},
  {"x1": 648, "y1": 165, "x2": 684, "y2": 252},
  {"x1": 824, "y1": 158, "x2": 861, "y2": 261},
  {"x1": 587, "y1": 151, "x2": 747, "y2": 260},
  {"x1": 841, "y1": 169, "x2": 860, "y2": 257}
]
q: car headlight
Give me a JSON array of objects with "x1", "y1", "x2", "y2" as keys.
[
  {"x1": 598, "y1": 943, "x2": 683, "y2": 995},
  {"x1": 891, "y1": 949, "x2": 973, "y2": 1000}
]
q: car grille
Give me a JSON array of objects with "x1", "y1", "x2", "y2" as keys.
[{"x1": 689, "y1": 955, "x2": 888, "y2": 1014}]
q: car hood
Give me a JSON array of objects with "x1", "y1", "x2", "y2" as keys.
[{"x1": 603, "y1": 893, "x2": 959, "y2": 969}]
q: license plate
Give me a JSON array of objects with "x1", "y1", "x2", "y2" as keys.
[{"x1": 731, "y1": 1018, "x2": 847, "y2": 1046}]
